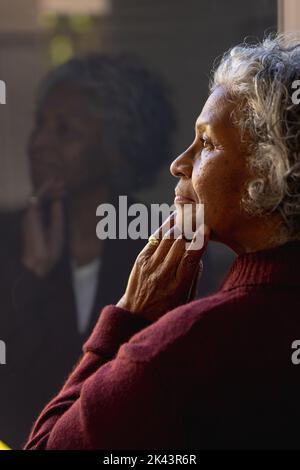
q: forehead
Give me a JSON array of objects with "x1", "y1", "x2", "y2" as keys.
[
  {"x1": 41, "y1": 83, "x2": 90, "y2": 118},
  {"x1": 195, "y1": 86, "x2": 236, "y2": 132}
]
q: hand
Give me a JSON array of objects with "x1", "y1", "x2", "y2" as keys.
[
  {"x1": 117, "y1": 213, "x2": 210, "y2": 322},
  {"x1": 21, "y1": 180, "x2": 65, "y2": 278}
]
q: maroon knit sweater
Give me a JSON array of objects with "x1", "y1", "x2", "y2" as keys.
[{"x1": 24, "y1": 241, "x2": 300, "y2": 450}]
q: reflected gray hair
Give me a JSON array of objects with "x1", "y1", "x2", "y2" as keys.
[
  {"x1": 35, "y1": 53, "x2": 176, "y2": 191},
  {"x1": 211, "y1": 34, "x2": 300, "y2": 241}
]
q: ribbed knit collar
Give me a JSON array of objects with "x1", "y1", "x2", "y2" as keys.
[{"x1": 220, "y1": 240, "x2": 300, "y2": 292}]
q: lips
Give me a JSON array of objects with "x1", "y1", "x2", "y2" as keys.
[{"x1": 174, "y1": 192, "x2": 195, "y2": 204}]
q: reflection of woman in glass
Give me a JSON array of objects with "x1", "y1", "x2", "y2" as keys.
[
  {"x1": 26, "y1": 35, "x2": 300, "y2": 450},
  {"x1": 0, "y1": 54, "x2": 175, "y2": 449}
]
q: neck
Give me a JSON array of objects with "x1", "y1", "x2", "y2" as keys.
[
  {"x1": 67, "y1": 185, "x2": 112, "y2": 266},
  {"x1": 216, "y1": 213, "x2": 288, "y2": 255}
]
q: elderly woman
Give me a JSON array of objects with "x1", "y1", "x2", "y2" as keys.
[{"x1": 25, "y1": 34, "x2": 300, "y2": 450}]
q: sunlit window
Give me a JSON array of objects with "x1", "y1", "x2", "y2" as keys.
[
  {"x1": 38, "y1": 0, "x2": 111, "y2": 67},
  {"x1": 39, "y1": 0, "x2": 111, "y2": 16}
]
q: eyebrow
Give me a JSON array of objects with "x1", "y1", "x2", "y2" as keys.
[{"x1": 195, "y1": 121, "x2": 208, "y2": 133}]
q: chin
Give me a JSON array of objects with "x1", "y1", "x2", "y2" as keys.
[{"x1": 175, "y1": 203, "x2": 204, "y2": 240}]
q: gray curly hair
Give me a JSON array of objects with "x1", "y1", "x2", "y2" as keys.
[{"x1": 211, "y1": 33, "x2": 300, "y2": 241}]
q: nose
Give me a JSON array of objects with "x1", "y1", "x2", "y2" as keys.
[
  {"x1": 170, "y1": 147, "x2": 193, "y2": 179},
  {"x1": 29, "y1": 124, "x2": 58, "y2": 155}
]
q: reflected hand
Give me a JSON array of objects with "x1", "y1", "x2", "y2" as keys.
[{"x1": 21, "y1": 180, "x2": 65, "y2": 278}]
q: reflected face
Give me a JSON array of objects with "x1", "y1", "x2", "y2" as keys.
[
  {"x1": 170, "y1": 86, "x2": 252, "y2": 246},
  {"x1": 28, "y1": 83, "x2": 109, "y2": 196}
]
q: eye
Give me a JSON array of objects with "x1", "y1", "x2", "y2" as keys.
[
  {"x1": 57, "y1": 121, "x2": 82, "y2": 139},
  {"x1": 201, "y1": 137, "x2": 214, "y2": 150}
]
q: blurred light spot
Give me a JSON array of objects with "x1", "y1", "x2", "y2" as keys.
[
  {"x1": 49, "y1": 35, "x2": 74, "y2": 66},
  {"x1": 38, "y1": 13, "x2": 59, "y2": 29},
  {"x1": 40, "y1": 0, "x2": 111, "y2": 16},
  {"x1": 69, "y1": 15, "x2": 93, "y2": 34}
]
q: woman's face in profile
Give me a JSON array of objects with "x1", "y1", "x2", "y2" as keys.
[
  {"x1": 170, "y1": 85, "x2": 252, "y2": 247},
  {"x1": 28, "y1": 83, "x2": 110, "y2": 197}
]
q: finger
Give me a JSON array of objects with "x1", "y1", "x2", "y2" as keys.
[
  {"x1": 162, "y1": 229, "x2": 187, "y2": 266},
  {"x1": 151, "y1": 224, "x2": 182, "y2": 263},
  {"x1": 35, "y1": 179, "x2": 55, "y2": 202},
  {"x1": 152, "y1": 210, "x2": 176, "y2": 240},
  {"x1": 29, "y1": 179, "x2": 65, "y2": 207},
  {"x1": 48, "y1": 200, "x2": 65, "y2": 259},
  {"x1": 139, "y1": 211, "x2": 177, "y2": 259},
  {"x1": 176, "y1": 225, "x2": 210, "y2": 282},
  {"x1": 26, "y1": 181, "x2": 54, "y2": 211},
  {"x1": 23, "y1": 201, "x2": 45, "y2": 241},
  {"x1": 49, "y1": 181, "x2": 66, "y2": 201},
  {"x1": 161, "y1": 220, "x2": 202, "y2": 266},
  {"x1": 26, "y1": 182, "x2": 58, "y2": 234}
]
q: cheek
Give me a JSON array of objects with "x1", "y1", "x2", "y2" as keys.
[
  {"x1": 62, "y1": 142, "x2": 84, "y2": 163},
  {"x1": 59, "y1": 147, "x2": 89, "y2": 189},
  {"x1": 192, "y1": 156, "x2": 246, "y2": 219},
  {"x1": 62, "y1": 140, "x2": 106, "y2": 187},
  {"x1": 62, "y1": 143, "x2": 92, "y2": 176}
]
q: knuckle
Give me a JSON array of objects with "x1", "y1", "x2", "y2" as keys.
[
  {"x1": 182, "y1": 252, "x2": 200, "y2": 269},
  {"x1": 136, "y1": 254, "x2": 148, "y2": 270}
]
